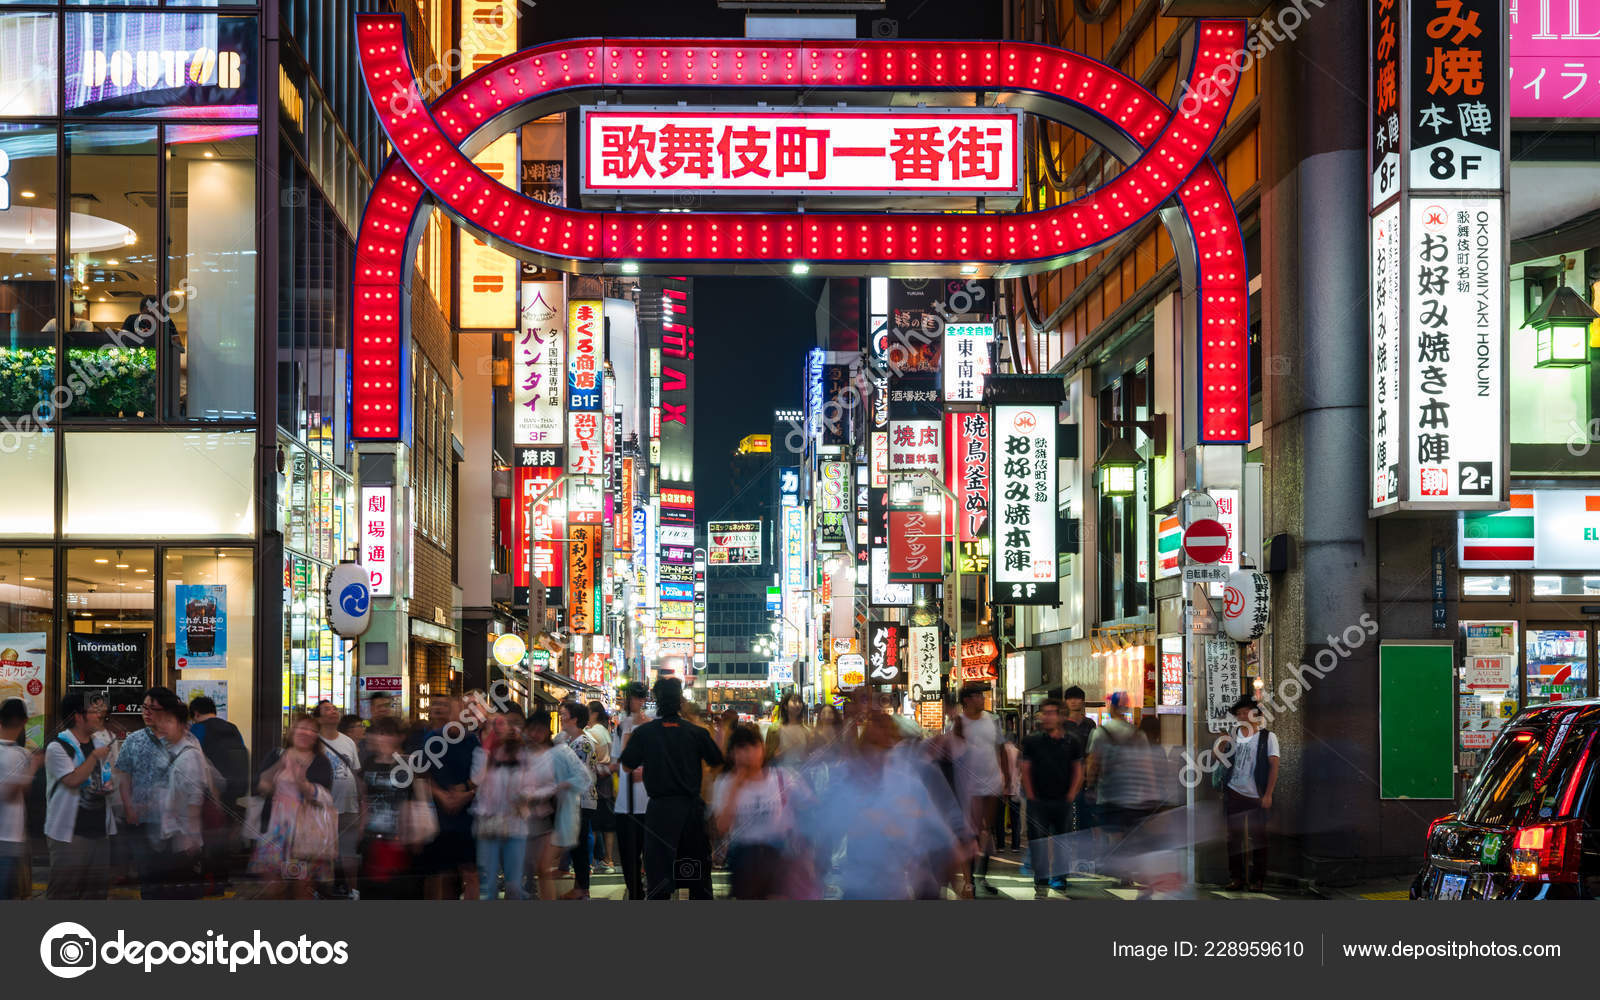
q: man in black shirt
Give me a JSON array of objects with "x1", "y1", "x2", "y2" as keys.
[
  {"x1": 188, "y1": 696, "x2": 247, "y2": 892},
  {"x1": 616, "y1": 677, "x2": 723, "y2": 899},
  {"x1": 1020, "y1": 698, "x2": 1084, "y2": 897}
]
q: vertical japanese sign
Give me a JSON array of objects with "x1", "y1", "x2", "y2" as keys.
[
  {"x1": 818, "y1": 462, "x2": 850, "y2": 549},
  {"x1": 568, "y1": 524, "x2": 600, "y2": 635},
  {"x1": 822, "y1": 363, "x2": 855, "y2": 449},
  {"x1": 782, "y1": 503, "x2": 806, "y2": 659},
  {"x1": 515, "y1": 463, "x2": 565, "y2": 594},
  {"x1": 948, "y1": 410, "x2": 991, "y2": 544},
  {"x1": 1369, "y1": 0, "x2": 1506, "y2": 514},
  {"x1": 567, "y1": 299, "x2": 602, "y2": 411},
  {"x1": 867, "y1": 621, "x2": 906, "y2": 685},
  {"x1": 616, "y1": 456, "x2": 635, "y2": 554},
  {"x1": 568, "y1": 411, "x2": 603, "y2": 475},
  {"x1": 943, "y1": 323, "x2": 993, "y2": 403},
  {"x1": 360, "y1": 486, "x2": 393, "y2": 596},
  {"x1": 909, "y1": 625, "x2": 941, "y2": 700},
  {"x1": 516, "y1": 281, "x2": 565, "y2": 446},
  {"x1": 1370, "y1": 204, "x2": 1402, "y2": 508},
  {"x1": 888, "y1": 507, "x2": 943, "y2": 583},
  {"x1": 991, "y1": 403, "x2": 1058, "y2": 604}
]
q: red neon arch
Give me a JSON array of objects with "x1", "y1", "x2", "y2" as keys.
[{"x1": 353, "y1": 16, "x2": 1248, "y2": 443}]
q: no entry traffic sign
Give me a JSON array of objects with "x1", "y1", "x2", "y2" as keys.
[{"x1": 1182, "y1": 518, "x2": 1229, "y2": 564}]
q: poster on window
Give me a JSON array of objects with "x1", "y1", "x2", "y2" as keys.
[
  {"x1": 0, "y1": 633, "x2": 47, "y2": 746},
  {"x1": 69, "y1": 631, "x2": 148, "y2": 713},
  {"x1": 174, "y1": 584, "x2": 227, "y2": 670},
  {"x1": 990, "y1": 403, "x2": 1059, "y2": 605},
  {"x1": 175, "y1": 679, "x2": 229, "y2": 719}
]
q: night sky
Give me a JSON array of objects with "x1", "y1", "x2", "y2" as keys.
[{"x1": 692, "y1": 276, "x2": 822, "y2": 522}]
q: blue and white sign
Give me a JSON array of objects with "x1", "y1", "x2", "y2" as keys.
[
  {"x1": 326, "y1": 562, "x2": 374, "y2": 638},
  {"x1": 660, "y1": 581, "x2": 695, "y2": 602},
  {"x1": 174, "y1": 584, "x2": 226, "y2": 670}
]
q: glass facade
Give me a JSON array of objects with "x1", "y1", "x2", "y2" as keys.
[{"x1": 0, "y1": 0, "x2": 266, "y2": 745}]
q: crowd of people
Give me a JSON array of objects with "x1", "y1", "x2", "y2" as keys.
[{"x1": 0, "y1": 677, "x2": 1277, "y2": 900}]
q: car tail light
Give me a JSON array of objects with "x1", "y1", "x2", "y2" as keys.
[
  {"x1": 1509, "y1": 821, "x2": 1582, "y2": 881},
  {"x1": 1424, "y1": 815, "x2": 1453, "y2": 860}
]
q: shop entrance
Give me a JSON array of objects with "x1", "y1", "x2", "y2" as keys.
[{"x1": 1524, "y1": 624, "x2": 1592, "y2": 706}]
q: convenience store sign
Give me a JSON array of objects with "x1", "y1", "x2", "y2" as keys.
[{"x1": 1459, "y1": 490, "x2": 1600, "y2": 569}]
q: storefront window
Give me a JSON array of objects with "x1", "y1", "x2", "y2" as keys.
[
  {"x1": 284, "y1": 553, "x2": 351, "y2": 727},
  {"x1": 1533, "y1": 574, "x2": 1600, "y2": 597},
  {"x1": 1462, "y1": 574, "x2": 1511, "y2": 597},
  {"x1": 0, "y1": 547, "x2": 53, "y2": 745},
  {"x1": 1510, "y1": 254, "x2": 1596, "y2": 463},
  {"x1": 64, "y1": 429, "x2": 255, "y2": 537},
  {"x1": 1526, "y1": 628, "x2": 1588, "y2": 706},
  {"x1": 0, "y1": 430, "x2": 54, "y2": 536},
  {"x1": 166, "y1": 128, "x2": 256, "y2": 421},
  {"x1": 163, "y1": 547, "x2": 254, "y2": 750},
  {"x1": 64, "y1": 547, "x2": 155, "y2": 719},
  {"x1": 0, "y1": 121, "x2": 58, "y2": 420},
  {"x1": 65, "y1": 124, "x2": 158, "y2": 420},
  {"x1": 0, "y1": 15, "x2": 57, "y2": 117}
]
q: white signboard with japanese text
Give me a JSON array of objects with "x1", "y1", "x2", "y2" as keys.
[
  {"x1": 991, "y1": 403, "x2": 1058, "y2": 605},
  {"x1": 1204, "y1": 637, "x2": 1241, "y2": 733},
  {"x1": 1400, "y1": 197, "x2": 1503, "y2": 507},
  {"x1": 1370, "y1": 204, "x2": 1402, "y2": 509},
  {"x1": 582, "y1": 108, "x2": 1023, "y2": 198},
  {"x1": 909, "y1": 625, "x2": 941, "y2": 701},
  {"x1": 360, "y1": 487, "x2": 394, "y2": 597},
  {"x1": 887, "y1": 419, "x2": 942, "y2": 473},
  {"x1": 943, "y1": 323, "x2": 993, "y2": 403}
]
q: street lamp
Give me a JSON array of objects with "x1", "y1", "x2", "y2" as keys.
[
  {"x1": 1526, "y1": 256, "x2": 1597, "y2": 368},
  {"x1": 1095, "y1": 437, "x2": 1143, "y2": 497}
]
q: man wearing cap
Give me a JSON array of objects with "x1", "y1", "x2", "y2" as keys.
[
  {"x1": 610, "y1": 681, "x2": 653, "y2": 899},
  {"x1": 1213, "y1": 695, "x2": 1278, "y2": 892}
]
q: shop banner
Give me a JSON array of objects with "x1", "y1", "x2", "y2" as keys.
[
  {"x1": 567, "y1": 299, "x2": 603, "y2": 411},
  {"x1": 360, "y1": 487, "x2": 394, "y2": 596},
  {"x1": 909, "y1": 625, "x2": 941, "y2": 701},
  {"x1": 515, "y1": 281, "x2": 565, "y2": 446},
  {"x1": 1465, "y1": 655, "x2": 1515, "y2": 691},
  {"x1": 0, "y1": 632, "x2": 47, "y2": 746},
  {"x1": 708, "y1": 520, "x2": 762, "y2": 566},
  {"x1": 567, "y1": 524, "x2": 600, "y2": 635},
  {"x1": 888, "y1": 418, "x2": 942, "y2": 473},
  {"x1": 948, "y1": 410, "x2": 991, "y2": 544},
  {"x1": 868, "y1": 620, "x2": 906, "y2": 685},
  {"x1": 1203, "y1": 637, "x2": 1241, "y2": 733},
  {"x1": 942, "y1": 322, "x2": 993, "y2": 403},
  {"x1": 1464, "y1": 621, "x2": 1516, "y2": 656},
  {"x1": 174, "y1": 584, "x2": 226, "y2": 670},
  {"x1": 1510, "y1": 1, "x2": 1600, "y2": 118},
  {"x1": 888, "y1": 507, "x2": 942, "y2": 583},
  {"x1": 514, "y1": 465, "x2": 565, "y2": 592},
  {"x1": 991, "y1": 402, "x2": 1059, "y2": 604},
  {"x1": 616, "y1": 457, "x2": 635, "y2": 554}
]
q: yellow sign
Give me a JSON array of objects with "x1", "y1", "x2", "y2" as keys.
[
  {"x1": 658, "y1": 619, "x2": 695, "y2": 639},
  {"x1": 738, "y1": 434, "x2": 772, "y2": 454}
]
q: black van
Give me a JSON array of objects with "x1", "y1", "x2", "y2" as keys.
[{"x1": 1413, "y1": 700, "x2": 1600, "y2": 899}]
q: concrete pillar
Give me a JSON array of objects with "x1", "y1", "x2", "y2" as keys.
[{"x1": 1259, "y1": 0, "x2": 1389, "y2": 881}]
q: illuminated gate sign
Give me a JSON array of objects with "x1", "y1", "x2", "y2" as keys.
[
  {"x1": 582, "y1": 108, "x2": 1022, "y2": 198},
  {"x1": 352, "y1": 16, "x2": 1251, "y2": 444}
]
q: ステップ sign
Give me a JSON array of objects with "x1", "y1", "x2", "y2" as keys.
[{"x1": 582, "y1": 108, "x2": 1022, "y2": 198}]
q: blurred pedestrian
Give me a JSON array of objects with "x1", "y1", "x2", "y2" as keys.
[
  {"x1": 405, "y1": 696, "x2": 479, "y2": 900},
  {"x1": 556, "y1": 701, "x2": 598, "y2": 899},
  {"x1": 149, "y1": 694, "x2": 211, "y2": 899},
  {"x1": 188, "y1": 696, "x2": 247, "y2": 893},
  {"x1": 113, "y1": 685, "x2": 174, "y2": 898},
  {"x1": 712, "y1": 724, "x2": 792, "y2": 898},
  {"x1": 945, "y1": 684, "x2": 1009, "y2": 897},
  {"x1": 472, "y1": 713, "x2": 535, "y2": 899},
  {"x1": 44, "y1": 693, "x2": 117, "y2": 899},
  {"x1": 585, "y1": 701, "x2": 616, "y2": 873},
  {"x1": 617, "y1": 676, "x2": 724, "y2": 899},
  {"x1": 249, "y1": 715, "x2": 335, "y2": 900},
  {"x1": 1086, "y1": 693, "x2": 1158, "y2": 839},
  {"x1": 357, "y1": 717, "x2": 416, "y2": 899},
  {"x1": 1000, "y1": 729, "x2": 1022, "y2": 853},
  {"x1": 532, "y1": 713, "x2": 593, "y2": 900},
  {"x1": 765, "y1": 692, "x2": 810, "y2": 768},
  {"x1": 611, "y1": 682, "x2": 652, "y2": 900},
  {"x1": 1060, "y1": 686, "x2": 1098, "y2": 833},
  {"x1": 315, "y1": 700, "x2": 362, "y2": 899},
  {"x1": 0, "y1": 698, "x2": 41, "y2": 899},
  {"x1": 1020, "y1": 698, "x2": 1083, "y2": 897},
  {"x1": 1214, "y1": 695, "x2": 1278, "y2": 892}
]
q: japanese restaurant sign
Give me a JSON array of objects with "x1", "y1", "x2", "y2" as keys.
[
  {"x1": 1510, "y1": 1, "x2": 1600, "y2": 118},
  {"x1": 516, "y1": 281, "x2": 565, "y2": 446},
  {"x1": 582, "y1": 108, "x2": 1023, "y2": 198},
  {"x1": 1368, "y1": 0, "x2": 1507, "y2": 515},
  {"x1": 888, "y1": 507, "x2": 942, "y2": 583},
  {"x1": 888, "y1": 419, "x2": 942, "y2": 472},
  {"x1": 909, "y1": 625, "x2": 941, "y2": 699},
  {"x1": 990, "y1": 403, "x2": 1058, "y2": 604},
  {"x1": 567, "y1": 524, "x2": 600, "y2": 635},
  {"x1": 868, "y1": 621, "x2": 906, "y2": 685},
  {"x1": 567, "y1": 299, "x2": 603, "y2": 411},
  {"x1": 943, "y1": 323, "x2": 993, "y2": 403},
  {"x1": 948, "y1": 410, "x2": 991, "y2": 545}
]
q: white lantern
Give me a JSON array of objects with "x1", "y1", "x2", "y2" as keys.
[
  {"x1": 1221, "y1": 569, "x2": 1270, "y2": 642},
  {"x1": 326, "y1": 562, "x2": 373, "y2": 638}
]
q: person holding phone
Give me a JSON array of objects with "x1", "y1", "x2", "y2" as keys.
[{"x1": 44, "y1": 693, "x2": 118, "y2": 899}]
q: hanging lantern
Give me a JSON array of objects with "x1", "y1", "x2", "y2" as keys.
[
  {"x1": 1525, "y1": 257, "x2": 1598, "y2": 368},
  {"x1": 1095, "y1": 437, "x2": 1142, "y2": 498}
]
